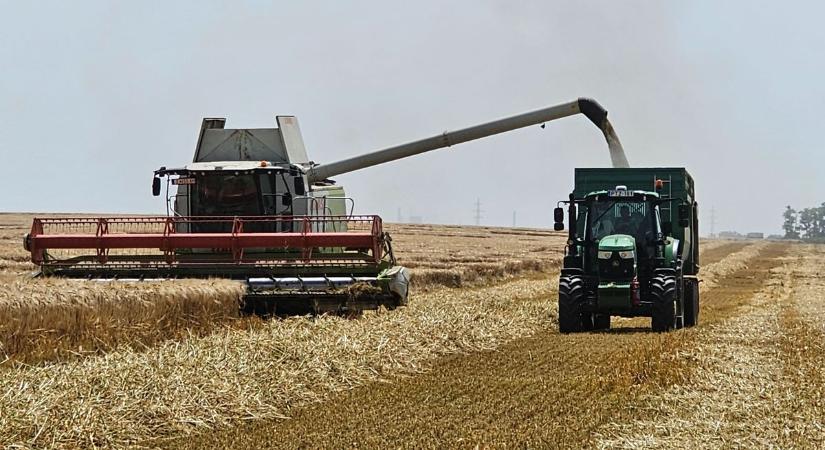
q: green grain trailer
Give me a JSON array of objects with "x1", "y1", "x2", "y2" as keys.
[{"x1": 553, "y1": 167, "x2": 699, "y2": 332}]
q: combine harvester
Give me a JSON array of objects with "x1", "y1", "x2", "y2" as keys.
[{"x1": 24, "y1": 98, "x2": 629, "y2": 315}]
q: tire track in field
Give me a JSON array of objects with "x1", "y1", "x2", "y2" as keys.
[
  {"x1": 168, "y1": 243, "x2": 783, "y2": 449},
  {"x1": 595, "y1": 243, "x2": 824, "y2": 448}
]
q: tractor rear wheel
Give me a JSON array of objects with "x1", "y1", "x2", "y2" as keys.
[
  {"x1": 558, "y1": 276, "x2": 586, "y2": 333},
  {"x1": 651, "y1": 274, "x2": 677, "y2": 332},
  {"x1": 683, "y1": 278, "x2": 699, "y2": 327}
]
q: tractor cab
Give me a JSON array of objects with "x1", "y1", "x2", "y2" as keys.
[
  {"x1": 555, "y1": 186, "x2": 670, "y2": 275},
  {"x1": 583, "y1": 187, "x2": 665, "y2": 271}
]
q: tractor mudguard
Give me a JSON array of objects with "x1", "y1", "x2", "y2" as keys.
[{"x1": 664, "y1": 238, "x2": 680, "y2": 267}]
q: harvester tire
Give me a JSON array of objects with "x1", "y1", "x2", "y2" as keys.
[
  {"x1": 593, "y1": 314, "x2": 611, "y2": 331},
  {"x1": 392, "y1": 293, "x2": 409, "y2": 308},
  {"x1": 558, "y1": 276, "x2": 586, "y2": 333},
  {"x1": 651, "y1": 275, "x2": 677, "y2": 332},
  {"x1": 683, "y1": 279, "x2": 699, "y2": 327}
]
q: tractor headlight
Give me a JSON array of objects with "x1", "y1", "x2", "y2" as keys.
[
  {"x1": 597, "y1": 251, "x2": 612, "y2": 259},
  {"x1": 618, "y1": 250, "x2": 635, "y2": 259}
]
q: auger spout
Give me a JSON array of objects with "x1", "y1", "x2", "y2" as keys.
[{"x1": 307, "y1": 98, "x2": 629, "y2": 183}]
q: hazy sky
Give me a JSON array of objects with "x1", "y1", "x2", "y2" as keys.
[{"x1": 2, "y1": 1, "x2": 822, "y2": 235}]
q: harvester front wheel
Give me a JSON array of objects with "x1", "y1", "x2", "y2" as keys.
[
  {"x1": 651, "y1": 275, "x2": 677, "y2": 332},
  {"x1": 558, "y1": 276, "x2": 586, "y2": 333},
  {"x1": 683, "y1": 278, "x2": 699, "y2": 327}
]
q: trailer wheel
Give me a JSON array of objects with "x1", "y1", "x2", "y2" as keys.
[
  {"x1": 558, "y1": 276, "x2": 586, "y2": 333},
  {"x1": 651, "y1": 275, "x2": 677, "y2": 332},
  {"x1": 683, "y1": 278, "x2": 699, "y2": 327}
]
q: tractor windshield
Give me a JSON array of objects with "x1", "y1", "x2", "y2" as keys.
[{"x1": 586, "y1": 199, "x2": 660, "y2": 244}]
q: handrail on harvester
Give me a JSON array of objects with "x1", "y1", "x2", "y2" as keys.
[{"x1": 24, "y1": 215, "x2": 385, "y2": 267}]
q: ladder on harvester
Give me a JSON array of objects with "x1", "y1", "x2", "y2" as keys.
[{"x1": 654, "y1": 175, "x2": 673, "y2": 223}]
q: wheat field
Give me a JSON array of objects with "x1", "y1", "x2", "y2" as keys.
[
  {"x1": 0, "y1": 215, "x2": 563, "y2": 365},
  {"x1": 1, "y1": 212, "x2": 822, "y2": 449}
]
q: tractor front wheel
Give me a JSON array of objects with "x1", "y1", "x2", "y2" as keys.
[
  {"x1": 558, "y1": 276, "x2": 586, "y2": 333},
  {"x1": 651, "y1": 274, "x2": 677, "y2": 332}
]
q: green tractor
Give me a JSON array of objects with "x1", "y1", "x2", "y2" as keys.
[{"x1": 553, "y1": 168, "x2": 699, "y2": 332}]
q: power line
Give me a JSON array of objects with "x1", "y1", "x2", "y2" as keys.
[
  {"x1": 473, "y1": 199, "x2": 483, "y2": 226},
  {"x1": 710, "y1": 206, "x2": 716, "y2": 237}
]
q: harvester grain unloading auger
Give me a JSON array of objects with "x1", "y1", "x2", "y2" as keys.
[
  {"x1": 24, "y1": 98, "x2": 628, "y2": 315},
  {"x1": 307, "y1": 98, "x2": 629, "y2": 181}
]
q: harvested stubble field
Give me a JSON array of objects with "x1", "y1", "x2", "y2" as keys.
[{"x1": 1, "y1": 212, "x2": 822, "y2": 449}]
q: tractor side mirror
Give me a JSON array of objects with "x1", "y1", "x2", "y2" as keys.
[
  {"x1": 152, "y1": 177, "x2": 161, "y2": 196},
  {"x1": 678, "y1": 203, "x2": 691, "y2": 227},
  {"x1": 281, "y1": 193, "x2": 292, "y2": 207},
  {"x1": 553, "y1": 207, "x2": 564, "y2": 223},
  {"x1": 553, "y1": 207, "x2": 564, "y2": 231},
  {"x1": 662, "y1": 221, "x2": 673, "y2": 236}
]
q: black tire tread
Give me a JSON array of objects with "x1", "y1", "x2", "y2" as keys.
[
  {"x1": 558, "y1": 276, "x2": 586, "y2": 333},
  {"x1": 683, "y1": 278, "x2": 699, "y2": 327},
  {"x1": 651, "y1": 275, "x2": 677, "y2": 332}
]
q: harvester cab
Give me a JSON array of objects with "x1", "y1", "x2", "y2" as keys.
[
  {"x1": 554, "y1": 168, "x2": 699, "y2": 333},
  {"x1": 155, "y1": 163, "x2": 308, "y2": 219},
  {"x1": 24, "y1": 98, "x2": 630, "y2": 316}
]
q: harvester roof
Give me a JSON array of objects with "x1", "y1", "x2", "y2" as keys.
[
  {"x1": 185, "y1": 161, "x2": 302, "y2": 173},
  {"x1": 155, "y1": 161, "x2": 305, "y2": 177}
]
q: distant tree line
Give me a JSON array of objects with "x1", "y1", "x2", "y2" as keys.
[{"x1": 783, "y1": 205, "x2": 825, "y2": 241}]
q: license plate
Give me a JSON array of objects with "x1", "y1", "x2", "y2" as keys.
[
  {"x1": 607, "y1": 189, "x2": 633, "y2": 197},
  {"x1": 173, "y1": 177, "x2": 196, "y2": 185}
]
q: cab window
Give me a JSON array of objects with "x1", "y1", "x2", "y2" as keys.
[{"x1": 192, "y1": 174, "x2": 261, "y2": 216}]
